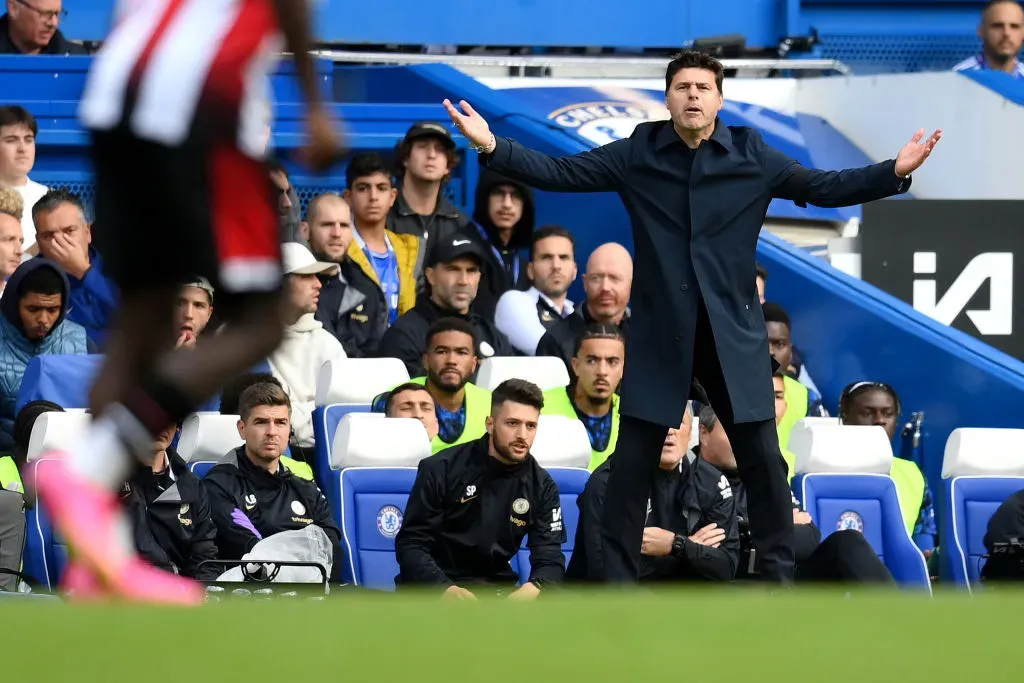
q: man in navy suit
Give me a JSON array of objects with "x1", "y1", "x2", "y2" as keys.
[{"x1": 444, "y1": 50, "x2": 941, "y2": 584}]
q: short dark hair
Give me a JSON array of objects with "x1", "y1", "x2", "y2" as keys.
[
  {"x1": 237, "y1": 381, "x2": 290, "y2": 421},
  {"x1": 573, "y1": 323, "x2": 625, "y2": 357},
  {"x1": 32, "y1": 188, "x2": 86, "y2": 226},
  {"x1": 0, "y1": 106, "x2": 38, "y2": 136},
  {"x1": 755, "y1": 262, "x2": 768, "y2": 282},
  {"x1": 698, "y1": 404, "x2": 718, "y2": 432},
  {"x1": 385, "y1": 382, "x2": 434, "y2": 415},
  {"x1": 18, "y1": 264, "x2": 64, "y2": 299},
  {"x1": 393, "y1": 138, "x2": 460, "y2": 185},
  {"x1": 425, "y1": 317, "x2": 478, "y2": 354},
  {"x1": 665, "y1": 50, "x2": 725, "y2": 94},
  {"x1": 530, "y1": 225, "x2": 576, "y2": 261},
  {"x1": 346, "y1": 153, "x2": 393, "y2": 190},
  {"x1": 266, "y1": 157, "x2": 288, "y2": 177},
  {"x1": 491, "y1": 378, "x2": 544, "y2": 413},
  {"x1": 220, "y1": 372, "x2": 283, "y2": 415},
  {"x1": 761, "y1": 301, "x2": 790, "y2": 328},
  {"x1": 838, "y1": 381, "x2": 902, "y2": 421}
]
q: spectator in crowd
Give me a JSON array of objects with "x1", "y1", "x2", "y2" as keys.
[
  {"x1": 389, "y1": 122, "x2": 471, "y2": 255},
  {"x1": 204, "y1": 383, "x2": 341, "y2": 564},
  {"x1": 305, "y1": 193, "x2": 386, "y2": 357},
  {"x1": 755, "y1": 262, "x2": 767, "y2": 304},
  {"x1": 0, "y1": 259, "x2": 88, "y2": 439},
  {"x1": 0, "y1": 184, "x2": 24, "y2": 295},
  {"x1": 396, "y1": 379, "x2": 565, "y2": 598},
  {"x1": 218, "y1": 373, "x2": 314, "y2": 481},
  {"x1": 570, "y1": 404, "x2": 739, "y2": 583},
  {"x1": 173, "y1": 277, "x2": 214, "y2": 348},
  {"x1": 32, "y1": 190, "x2": 117, "y2": 346},
  {"x1": 114, "y1": 423, "x2": 220, "y2": 582},
  {"x1": 384, "y1": 381, "x2": 440, "y2": 441},
  {"x1": 0, "y1": 106, "x2": 47, "y2": 248},
  {"x1": 838, "y1": 381, "x2": 936, "y2": 554},
  {"x1": 954, "y1": 0, "x2": 1024, "y2": 78},
  {"x1": 702, "y1": 399, "x2": 894, "y2": 584},
  {"x1": 981, "y1": 487, "x2": 1024, "y2": 581},
  {"x1": 542, "y1": 324, "x2": 624, "y2": 471},
  {"x1": 536, "y1": 242, "x2": 631, "y2": 371},
  {"x1": 0, "y1": 0, "x2": 84, "y2": 55},
  {"x1": 399, "y1": 318, "x2": 491, "y2": 454},
  {"x1": 344, "y1": 153, "x2": 422, "y2": 327},
  {"x1": 268, "y1": 158, "x2": 304, "y2": 245},
  {"x1": 377, "y1": 233, "x2": 514, "y2": 377},
  {"x1": 764, "y1": 301, "x2": 826, "y2": 450},
  {"x1": 495, "y1": 225, "x2": 577, "y2": 355},
  {"x1": 468, "y1": 168, "x2": 534, "y2": 319},
  {"x1": 269, "y1": 243, "x2": 346, "y2": 456}
]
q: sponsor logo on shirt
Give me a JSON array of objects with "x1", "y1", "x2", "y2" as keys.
[
  {"x1": 718, "y1": 475, "x2": 733, "y2": 500},
  {"x1": 550, "y1": 507, "x2": 564, "y2": 533}
]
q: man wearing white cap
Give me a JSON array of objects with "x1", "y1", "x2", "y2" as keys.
[{"x1": 269, "y1": 243, "x2": 347, "y2": 454}]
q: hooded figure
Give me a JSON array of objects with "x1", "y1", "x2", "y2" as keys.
[
  {"x1": 469, "y1": 168, "x2": 535, "y2": 319},
  {"x1": 0, "y1": 260, "x2": 89, "y2": 437}
]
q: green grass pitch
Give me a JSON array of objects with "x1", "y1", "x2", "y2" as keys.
[{"x1": 1, "y1": 587, "x2": 1018, "y2": 681}]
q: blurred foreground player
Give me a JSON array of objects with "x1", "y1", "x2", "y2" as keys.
[{"x1": 33, "y1": 0, "x2": 344, "y2": 604}]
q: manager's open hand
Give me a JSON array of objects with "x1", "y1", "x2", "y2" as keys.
[
  {"x1": 443, "y1": 99, "x2": 495, "y2": 153},
  {"x1": 894, "y1": 128, "x2": 942, "y2": 178}
]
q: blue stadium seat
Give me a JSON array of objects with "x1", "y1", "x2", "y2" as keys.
[
  {"x1": 940, "y1": 428, "x2": 1024, "y2": 590},
  {"x1": 334, "y1": 415, "x2": 431, "y2": 589},
  {"x1": 312, "y1": 357, "x2": 410, "y2": 487},
  {"x1": 312, "y1": 403, "x2": 370, "y2": 489},
  {"x1": 514, "y1": 415, "x2": 592, "y2": 584},
  {"x1": 24, "y1": 459, "x2": 67, "y2": 591},
  {"x1": 189, "y1": 461, "x2": 217, "y2": 479},
  {"x1": 790, "y1": 422, "x2": 930, "y2": 590}
]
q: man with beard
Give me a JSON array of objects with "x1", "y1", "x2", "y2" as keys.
[
  {"x1": 377, "y1": 318, "x2": 491, "y2": 454},
  {"x1": 395, "y1": 379, "x2": 565, "y2": 598},
  {"x1": 305, "y1": 193, "x2": 388, "y2": 357},
  {"x1": 376, "y1": 233, "x2": 514, "y2": 378},
  {"x1": 542, "y1": 325, "x2": 624, "y2": 471}
]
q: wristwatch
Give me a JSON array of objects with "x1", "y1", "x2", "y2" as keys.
[
  {"x1": 670, "y1": 534, "x2": 687, "y2": 558},
  {"x1": 471, "y1": 132, "x2": 496, "y2": 154}
]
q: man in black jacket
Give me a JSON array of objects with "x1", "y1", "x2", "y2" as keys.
[
  {"x1": 446, "y1": 50, "x2": 938, "y2": 584},
  {"x1": 306, "y1": 193, "x2": 388, "y2": 357},
  {"x1": 697, "y1": 403, "x2": 893, "y2": 584},
  {"x1": 121, "y1": 424, "x2": 221, "y2": 581},
  {"x1": 204, "y1": 383, "x2": 341, "y2": 566},
  {"x1": 536, "y1": 242, "x2": 631, "y2": 373},
  {"x1": 395, "y1": 379, "x2": 565, "y2": 599},
  {"x1": 568, "y1": 404, "x2": 739, "y2": 582},
  {"x1": 376, "y1": 233, "x2": 515, "y2": 377}
]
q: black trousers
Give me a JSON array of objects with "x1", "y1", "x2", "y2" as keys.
[
  {"x1": 598, "y1": 301, "x2": 795, "y2": 583},
  {"x1": 796, "y1": 530, "x2": 896, "y2": 584}
]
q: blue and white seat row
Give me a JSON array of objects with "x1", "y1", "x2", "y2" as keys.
[{"x1": 18, "y1": 362, "x2": 1024, "y2": 591}]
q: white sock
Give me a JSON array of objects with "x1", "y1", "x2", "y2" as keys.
[{"x1": 67, "y1": 406, "x2": 149, "y2": 492}]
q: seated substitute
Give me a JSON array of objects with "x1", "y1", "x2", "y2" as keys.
[
  {"x1": 541, "y1": 324, "x2": 624, "y2": 471},
  {"x1": 385, "y1": 382, "x2": 440, "y2": 441},
  {"x1": 204, "y1": 383, "x2": 342, "y2": 569},
  {"x1": 118, "y1": 424, "x2": 220, "y2": 581},
  {"x1": 395, "y1": 379, "x2": 565, "y2": 599},
  {"x1": 568, "y1": 404, "x2": 739, "y2": 583},
  {"x1": 981, "y1": 487, "x2": 1024, "y2": 583},
  {"x1": 699, "y1": 398, "x2": 894, "y2": 585}
]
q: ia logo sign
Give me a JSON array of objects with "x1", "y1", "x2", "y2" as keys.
[{"x1": 912, "y1": 252, "x2": 1013, "y2": 336}]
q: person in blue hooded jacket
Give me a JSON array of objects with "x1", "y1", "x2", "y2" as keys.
[{"x1": 0, "y1": 259, "x2": 89, "y2": 439}]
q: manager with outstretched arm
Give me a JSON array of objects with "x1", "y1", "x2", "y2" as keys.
[{"x1": 444, "y1": 50, "x2": 940, "y2": 584}]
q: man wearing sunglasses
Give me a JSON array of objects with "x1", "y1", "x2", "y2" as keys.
[{"x1": 0, "y1": 0, "x2": 85, "y2": 55}]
